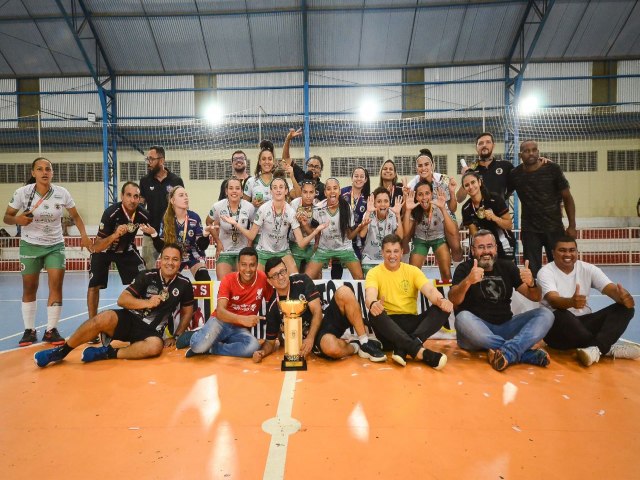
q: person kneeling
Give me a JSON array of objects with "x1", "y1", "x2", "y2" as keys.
[
  {"x1": 449, "y1": 230, "x2": 554, "y2": 372},
  {"x1": 253, "y1": 257, "x2": 385, "y2": 363},
  {"x1": 538, "y1": 236, "x2": 638, "y2": 367},
  {"x1": 35, "y1": 244, "x2": 194, "y2": 367}
]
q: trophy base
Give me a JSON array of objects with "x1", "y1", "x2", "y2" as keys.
[{"x1": 281, "y1": 357, "x2": 307, "y2": 371}]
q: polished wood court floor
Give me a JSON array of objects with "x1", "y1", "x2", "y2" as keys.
[{"x1": 2, "y1": 339, "x2": 639, "y2": 479}]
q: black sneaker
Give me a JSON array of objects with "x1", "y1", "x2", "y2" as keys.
[
  {"x1": 488, "y1": 348, "x2": 509, "y2": 372},
  {"x1": 359, "y1": 341, "x2": 386, "y2": 363},
  {"x1": 368, "y1": 338, "x2": 384, "y2": 351},
  {"x1": 421, "y1": 348, "x2": 447, "y2": 370},
  {"x1": 42, "y1": 328, "x2": 65, "y2": 346},
  {"x1": 19, "y1": 329, "x2": 37, "y2": 347},
  {"x1": 391, "y1": 349, "x2": 407, "y2": 367},
  {"x1": 34, "y1": 346, "x2": 65, "y2": 368}
]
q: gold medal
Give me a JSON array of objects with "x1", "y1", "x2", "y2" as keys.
[
  {"x1": 440, "y1": 174, "x2": 450, "y2": 185},
  {"x1": 159, "y1": 289, "x2": 169, "y2": 301},
  {"x1": 231, "y1": 227, "x2": 239, "y2": 243},
  {"x1": 127, "y1": 223, "x2": 137, "y2": 233},
  {"x1": 476, "y1": 207, "x2": 485, "y2": 219}
]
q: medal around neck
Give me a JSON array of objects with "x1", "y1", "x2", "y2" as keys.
[{"x1": 279, "y1": 298, "x2": 308, "y2": 371}]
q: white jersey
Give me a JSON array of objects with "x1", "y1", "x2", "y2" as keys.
[
  {"x1": 254, "y1": 201, "x2": 300, "y2": 253},
  {"x1": 411, "y1": 207, "x2": 446, "y2": 242},
  {"x1": 243, "y1": 176, "x2": 272, "y2": 205},
  {"x1": 8, "y1": 184, "x2": 75, "y2": 246},
  {"x1": 361, "y1": 211, "x2": 399, "y2": 264},
  {"x1": 288, "y1": 197, "x2": 314, "y2": 243},
  {"x1": 208, "y1": 199, "x2": 255, "y2": 254},
  {"x1": 408, "y1": 172, "x2": 452, "y2": 203},
  {"x1": 313, "y1": 204, "x2": 353, "y2": 252}
]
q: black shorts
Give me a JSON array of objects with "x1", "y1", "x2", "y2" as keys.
[
  {"x1": 89, "y1": 250, "x2": 145, "y2": 289},
  {"x1": 112, "y1": 309, "x2": 162, "y2": 344},
  {"x1": 312, "y1": 296, "x2": 351, "y2": 359}
]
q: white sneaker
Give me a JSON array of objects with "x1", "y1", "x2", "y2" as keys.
[
  {"x1": 607, "y1": 342, "x2": 640, "y2": 360},
  {"x1": 576, "y1": 346, "x2": 601, "y2": 367}
]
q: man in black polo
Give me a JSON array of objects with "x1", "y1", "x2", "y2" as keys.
[
  {"x1": 456, "y1": 132, "x2": 514, "y2": 203},
  {"x1": 88, "y1": 182, "x2": 151, "y2": 320},
  {"x1": 139, "y1": 145, "x2": 184, "y2": 269}
]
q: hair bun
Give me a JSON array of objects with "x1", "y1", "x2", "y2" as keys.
[
  {"x1": 303, "y1": 170, "x2": 314, "y2": 181},
  {"x1": 419, "y1": 148, "x2": 433, "y2": 158},
  {"x1": 260, "y1": 139, "x2": 274, "y2": 152}
]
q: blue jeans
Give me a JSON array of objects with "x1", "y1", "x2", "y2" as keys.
[
  {"x1": 189, "y1": 317, "x2": 260, "y2": 358},
  {"x1": 455, "y1": 308, "x2": 554, "y2": 364}
]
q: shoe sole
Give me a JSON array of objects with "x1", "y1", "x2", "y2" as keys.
[
  {"x1": 391, "y1": 353, "x2": 406, "y2": 367},
  {"x1": 44, "y1": 340, "x2": 65, "y2": 346},
  {"x1": 19, "y1": 341, "x2": 35, "y2": 347},
  {"x1": 432, "y1": 354, "x2": 447, "y2": 371},
  {"x1": 358, "y1": 349, "x2": 386, "y2": 363}
]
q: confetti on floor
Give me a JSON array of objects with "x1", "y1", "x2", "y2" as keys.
[
  {"x1": 503, "y1": 381, "x2": 518, "y2": 405},
  {"x1": 512, "y1": 425, "x2": 522, "y2": 432},
  {"x1": 562, "y1": 394, "x2": 570, "y2": 400}
]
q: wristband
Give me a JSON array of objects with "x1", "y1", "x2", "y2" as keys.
[{"x1": 367, "y1": 300, "x2": 378, "y2": 310}]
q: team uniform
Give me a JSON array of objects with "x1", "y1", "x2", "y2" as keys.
[
  {"x1": 254, "y1": 200, "x2": 300, "y2": 265},
  {"x1": 408, "y1": 207, "x2": 447, "y2": 257},
  {"x1": 288, "y1": 197, "x2": 315, "y2": 269},
  {"x1": 264, "y1": 273, "x2": 352, "y2": 358},
  {"x1": 208, "y1": 199, "x2": 255, "y2": 266},
  {"x1": 466, "y1": 159, "x2": 513, "y2": 200},
  {"x1": 310, "y1": 205, "x2": 358, "y2": 264},
  {"x1": 110, "y1": 270, "x2": 194, "y2": 343},
  {"x1": 9, "y1": 184, "x2": 75, "y2": 274},
  {"x1": 461, "y1": 193, "x2": 515, "y2": 260},
  {"x1": 243, "y1": 176, "x2": 272, "y2": 210},
  {"x1": 408, "y1": 172, "x2": 457, "y2": 220},
  {"x1": 188, "y1": 271, "x2": 273, "y2": 357},
  {"x1": 89, "y1": 202, "x2": 150, "y2": 289},
  {"x1": 155, "y1": 210, "x2": 208, "y2": 270},
  {"x1": 361, "y1": 211, "x2": 399, "y2": 273}
]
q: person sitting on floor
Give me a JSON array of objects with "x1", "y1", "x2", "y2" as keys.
[
  {"x1": 448, "y1": 229, "x2": 554, "y2": 372},
  {"x1": 538, "y1": 236, "x2": 638, "y2": 367},
  {"x1": 34, "y1": 243, "x2": 194, "y2": 367},
  {"x1": 252, "y1": 257, "x2": 386, "y2": 363}
]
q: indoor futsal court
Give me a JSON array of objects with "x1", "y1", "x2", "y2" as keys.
[{"x1": 1, "y1": 1, "x2": 640, "y2": 479}]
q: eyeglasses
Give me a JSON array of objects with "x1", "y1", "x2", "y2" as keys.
[
  {"x1": 268, "y1": 268, "x2": 288, "y2": 280},
  {"x1": 145, "y1": 156, "x2": 163, "y2": 163},
  {"x1": 232, "y1": 156, "x2": 246, "y2": 162},
  {"x1": 306, "y1": 163, "x2": 322, "y2": 170},
  {"x1": 474, "y1": 244, "x2": 496, "y2": 251}
]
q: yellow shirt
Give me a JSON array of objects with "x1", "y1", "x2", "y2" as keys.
[{"x1": 365, "y1": 263, "x2": 429, "y2": 316}]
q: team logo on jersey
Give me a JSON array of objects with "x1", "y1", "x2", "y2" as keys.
[
  {"x1": 55, "y1": 204, "x2": 61, "y2": 210},
  {"x1": 256, "y1": 288, "x2": 263, "y2": 300},
  {"x1": 232, "y1": 295, "x2": 240, "y2": 300},
  {"x1": 400, "y1": 279, "x2": 410, "y2": 293},
  {"x1": 99, "y1": 222, "x2": 104, "y2": 230},
  {"x1": 43, "y1": 204, "x2": 49, "y2": 209},
  {"x1": 166, "y1": 186, "x2": 173, "y2": 193},
  {"x1": 187, "y1": 229, "x2": 194, "y2": 237},
  {"x1": 496, "y1": 168, "x2": 503, "y2": 175},
  {"x1": 172, "y1": 288, "x2": 179, "y2": 297}
]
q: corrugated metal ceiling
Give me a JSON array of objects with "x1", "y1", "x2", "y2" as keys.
[{"x1": 0, "y1": 0, "x2": 638, "y2": 77}]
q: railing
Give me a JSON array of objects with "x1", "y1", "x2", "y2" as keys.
[{"x1": 1, "y1": 227, "x2": 639, "y2": 272}]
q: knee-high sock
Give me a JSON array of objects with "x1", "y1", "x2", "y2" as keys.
[
  {"x1": 47, "y1": 305, "x2": 62, "y2": 330},
  {"x1": 21, "y1": 301, "x2": 37, "y2": 330}
]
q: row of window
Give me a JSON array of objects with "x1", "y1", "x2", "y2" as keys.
[{"x1": 0, "y1": 151, "x2": 637, "y2": 183}]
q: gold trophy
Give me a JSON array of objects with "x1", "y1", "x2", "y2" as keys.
[{"x1": 279, "y1": 299, "x2": 308, "y2": 371}]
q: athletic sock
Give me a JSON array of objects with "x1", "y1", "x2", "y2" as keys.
[
  {"x1": 21, "y1": 301, "x2": 37, "y2": 330},
  {"x1": 60, "y1": 343, "x2": 73, "y2": 358},
  {"x1": 107, "y1": 346, "x2": 118, "y2": 359},
  {"x1": 47, "y1": 305, "x2": 62, "y2": 330},
  {"x1": 358, "y1": 334, "x2": 369, "y2": 344}
]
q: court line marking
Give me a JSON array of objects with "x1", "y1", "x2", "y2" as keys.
[
  {"x1": 262, "y1": 370, "x2": 301, "y2": 480},
  {"x1": 0, "y1": 303, "x2": 116, "y2": 346}
]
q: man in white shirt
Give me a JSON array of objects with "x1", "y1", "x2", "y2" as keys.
[{"x1": 538, "y1": 236, "x2": 638, "y2": 367}]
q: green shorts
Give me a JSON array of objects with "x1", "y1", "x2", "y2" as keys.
[
  {"x1": 257, "y1": 249, "x2": 291, "y2": 266},
  {"x1": 290, "y1": 243, "x2": 313, "y2": 269},
  {"x1": 411, "y1": 237, "x2": 447, "y2": 256},
  {"x1": 362, "y1": 263, "x2": 381, "y2": 276},
  {"x1": 310, "y1": 248, "x2": 358, "y2": 265},
  {"x1": 217, "y1": 252, "x2": 239, "y2": 266},
  {"x1": 20, "y1": 240, "x2": 66, "y2": 275}
]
